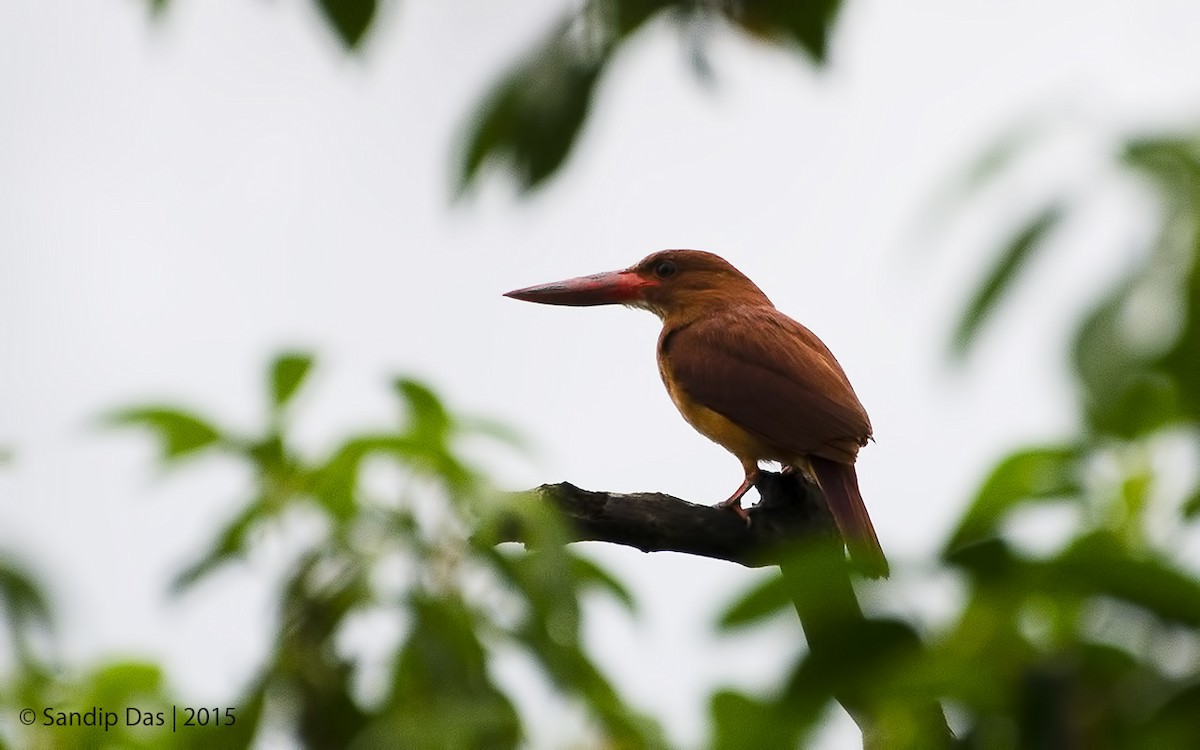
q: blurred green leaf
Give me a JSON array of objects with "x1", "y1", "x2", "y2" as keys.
[
  {"x1": 943, "y1": 537, "x2": 1021, "y2": 581},
  {"x1": 710, "y1": 689, "x2": 802, "y2": 750},
  {"x1": 0, "y1": 560, "x2": 53, "y2": 658},
  {"x1": 1158, "y1": 264, "x2": 1200, "y2": 424},
  {"x1": 947, "y1": 444, "x2": 1083, "y2": 554},
  {"x1": 458, "y1": 0, "x2": 844, "y2": 194},
  {"x1": 960, "y1": 120, "x2": 1046, "y2": 192},
  {"x1": 786, "y1": 618, "x2": 923, "y2": 699},
  {"x1": 106, "y1": 407, "x2": 222, "y2": 461},
  {"x1": 1143, "y1": 681, "x2": 1200, "y2": 747},
  {"x1": 716, "y1": 573, "x2": 790, "y2": 631},
  {"x1": 395, "y1": 377, "x2": 452, "y2": 441},
  {"x1": 1073, "y1": 292, "x2": 1183, "y2": 438},
  {"x1": 459, "y1": 416, "x2": 532, "y2": 454},
  {"x1": 1184, "y1": 486, "x2": 1200, "y2": 519},
  {"x1": 458, "y1": 22, "x2": 607, "y2": 194},
  {"x1": 952, "y1": 204, "x2": 1065, "y2": 356},
  {"x1": 22, "y1": 661, "x2": 178, "y2": 750},
  {"x1": 269, "y1": 352, "x2": 314, "y2": 410},
  {"x1": 104, "y1": 353, "x2": 655, "y2": 747},
  {"x1": 1049, "y1": 532, "x2": 1200, "y2": 626},
  {"x1": 170, "y1": 498, "x2": 267, "y2": 593},
  {"x1": 383, "y1": 592, "x2": 521, "y2": 749},
  {"x1": 1122, "y1": 135, "x2": 1200, "y2": 185},
  {"x1": 316, "y1": 0, "x2": 377, "y2": 50},
  {"x1": 570, "y1": 555, "x2": 636, "y2": 612},
  {"x1": 734, "y1": 0, "x2": 842, "y2": 62}
]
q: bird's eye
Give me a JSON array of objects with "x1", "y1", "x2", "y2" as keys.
[{"x1": 654, "y1": 260, "x2": 677, "y2": 278}]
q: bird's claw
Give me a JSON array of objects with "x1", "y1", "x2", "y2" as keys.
[{"x1": 716, "y1": 499, "x2": 752, "y2": 526}]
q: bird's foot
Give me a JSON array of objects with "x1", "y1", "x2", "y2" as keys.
[{"x1": 715, "y1": 497, "x2": 752, "y2": 526}]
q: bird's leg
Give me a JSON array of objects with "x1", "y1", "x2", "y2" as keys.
[{"x1": 715, "y1": 462, "x2": 758, "y2": 524}]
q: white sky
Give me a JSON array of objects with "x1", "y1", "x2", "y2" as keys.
[{"x1": 4, "y1": 0, "x2": 1200, "y2": 747}]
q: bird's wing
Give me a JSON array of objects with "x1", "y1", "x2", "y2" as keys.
[{"x1": 662, "y1": 306, "x2": 871, "y2": 462}]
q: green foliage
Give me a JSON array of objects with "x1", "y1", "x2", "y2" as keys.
[
  {"x1": 734, "y1": 0, "x2": 843, "y2": 61},
  {"x1": 2, "y1": 660, "x2": 239, "y2": 750},
  {"x1": 710, "y1": 688, "x2": 802, "y2": 750},
  {"x1": 947, "y1": 444, "x2": 1084, "y2": 552},
  {"x1": 951, "y1": 205, "x2": 1065, "y2": 357},
  {"x1": 926, "y1": 123, "x2": 1200, "y2": 746},
  {"x1": 458, "y1": 0, "x2": 844, "y2": 193},
  {"x1": 269, "y1": 352, "x2": 314, "y2": 411},
  {"x1": 145, "y1": 0, "x2": 844, "y2": 192},
  {"x1": 105, "y1": 408, "x2": 223, "y2": 462},
  {"x1": 146, "y1": 0, "x2": 376, "y2": 50},
  {"x1": 106, "y1": 354, "x2": 661, "y2": 748},
  {"x1": 716, "y1": 571, "x2": 790, "y2": 631},
  {"x1": 0, "y1": 560, "x2": 52, "y2": 668},
  {"x1": 316, "y1": 0, "x2": 377, "y2": 49},
  {"x1": 705, "y1": 123, "x2": 1200, "y2": 747}
]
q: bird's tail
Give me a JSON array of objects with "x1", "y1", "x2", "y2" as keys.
[{"x1": 809, "y1": 456, "x2": 889, "y2": 579}]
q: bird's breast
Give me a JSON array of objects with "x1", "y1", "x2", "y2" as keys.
[{"x1": 657, "y1": 348, "x2": 782, "y2": 465}]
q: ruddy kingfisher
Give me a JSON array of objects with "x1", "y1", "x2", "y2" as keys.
[{"x1": 504, "y1": 249, "x2": 888, "y2": 578}]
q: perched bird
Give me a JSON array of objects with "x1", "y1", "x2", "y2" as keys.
[{"x1": 504, "y1": 250, "x2": 887, "y2": 578}]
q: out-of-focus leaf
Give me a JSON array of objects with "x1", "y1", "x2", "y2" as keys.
[
  {"x1": 1183, "y1": 486, "x2": 1200, "y2": 519},
  {"x1": 18, "y1": 661, "x2": 179, "y2": 750},
  {"x1": 946, "y1": 444, "x2": 1083, "y2": 554},
  {"x1": 383, "y1": 592, "x2": 521, "y2": 749},
  {"x1": 717, "y1": 572, "x2": 790, "y2": 631},
  {"x1": 732, "y1": 0, "x2": 842, "y2": 62},
  {"x1": 0, "y1": 560, "x2": 53, "y2": 656},
  {"x1": 943, "y1": 537, "x2": 1021, "y2": 581},
  {"x1": 1122, "y1": 136, "x2": 1200, "y2": 185},
  {"x1": 146, "y1": 0, "x2": 169, "y2": 16},
  {"x1": 1159, "y1": 266, "x2": 1200, "y2": 423},
  {"x1": 315, "y1": 0, "x2": 376, "y2": 50},
  {"x1": 1048, "y1": 532, "x2": 1200, "y2": 626},
  {"x1": 270, "y1": 555, "x2": 371, "y2": 749},
  {"x1": 458, "y1": 20, "x2": 607, "y2": 194},
  {"x1": 82, "y1": 661, "x2": 166, "y2": 700},
  {"x1": 1073, "y1": 291, "x2": 1182, "y2": 438},
  {"x1": 1014, "y1": 644, "x2": 1146, "y2": 749},
  {"x1": 771, "y1": 618, "x2": 930, "y2": 746},
  {"x1": 310, "y1": 437, "x2": 379, "y2": 520},
  {"x1": 961, "y1": 121, "x2": 1046, "y2": 192},
  {"x1": 278, "y1": 554, "x2": 370, "y2": 646},
  {"x1": 171, "y1": 498, "x2": 268, "y2": 594},
  {"x1": 269, "y1": 352, "x2": 314, "y2": 409},
  {"x1": 913, "y1": 119, "x2": 1048, "y2": 258},
  {"x1": 246, "y1": 434, "x2": 287, "y2": 473},
  {"x1": 1114, "y1": 134, "x2": 1200, "y2": 427},
  {"x1": 459, "y1": 416, "x2": 532, "y2": 453},
  {"x1": 458, "y1": 0, "x2": 674, "y2": 194},
  {"x1": 952, "y1": 204, "x2": 1065, "y2": 357},
  {"x1": 787, "y1": 618, "x2": 923, "y2": 697},
  {"x1": 710, "y1": 689, "x2": 802, "y2": 750},
  {"x1": 106, "y1": 407, "x2": 222, "y2": 461},
  {"x1": 395, "y1": 378, "x2": 452, "y2": 440},
  {"x1": 570, "y1": 555, "x2": 636, "y2": 612},
  {"x1": 1143, "y1": 681, "x2": 1200, "y2": 747}
]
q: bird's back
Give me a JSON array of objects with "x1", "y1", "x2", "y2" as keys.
[{"x1": 658, "y1": 304, "x2": 870, "y2": 464}]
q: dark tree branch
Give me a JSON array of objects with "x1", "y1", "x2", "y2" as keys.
[
  {"x1": 499, "y1": 469, "x2": 953, "y2": 749},
  {"x1": 497, "y1": 470, "x2": 843, "y2": 567}
]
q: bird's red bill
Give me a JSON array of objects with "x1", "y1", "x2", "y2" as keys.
[{"x1": 504, "y1": 270, "x2": 652, "y2": 307}]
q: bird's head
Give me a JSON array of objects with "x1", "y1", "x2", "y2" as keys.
[{"x1": 504, "y1": 249, "x2": 772, "y2": 320}]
